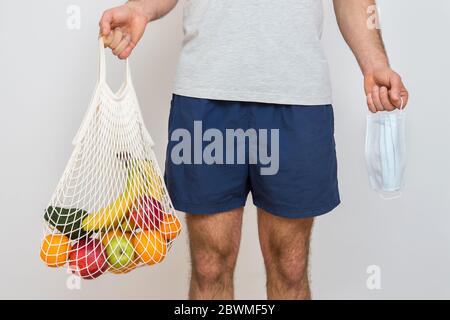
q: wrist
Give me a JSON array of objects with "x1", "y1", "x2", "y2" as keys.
[
  {"x1": 126, "y1": 0, "x2": 156, "y2": 23},
  {"x1": 362, "y1": 60, "x2": 390, "y2": 77}
]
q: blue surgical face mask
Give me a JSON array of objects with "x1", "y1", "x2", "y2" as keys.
[{"x1": 365, "y1": 100, "x2": 407, "y2": 199}]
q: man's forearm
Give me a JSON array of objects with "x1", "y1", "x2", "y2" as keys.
[
  {"x1": 129, "y1": 0, "x2": 178, "y2": 22},
  {"x1": 333, "y1": 0, "x2": 388, "y2": 75}
]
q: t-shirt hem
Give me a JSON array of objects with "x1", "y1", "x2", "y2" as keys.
[{"x1": 172, "y1": 87, "x2": 333, "y2": 106}]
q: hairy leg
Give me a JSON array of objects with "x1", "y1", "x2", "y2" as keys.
[
  {"x1": 187, "y1": 208, "x2": 243, "y2": 300},
  {"x1": 257, "y1": 208, "x2": 314, "y2": 300}
]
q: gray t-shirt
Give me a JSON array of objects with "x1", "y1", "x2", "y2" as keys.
[{"x1": 173, "y1": 0, "x2": 332, "y2": 106}]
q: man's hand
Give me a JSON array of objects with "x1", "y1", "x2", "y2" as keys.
[
  {"x1": 99, "y1": 0, "x2": 177, "y2": 59},
  {"x1": 333, "y1": 0, "x2": 410, "y2": 113},
  {"x1": 364, "y1": 67, "x2": 409, "y2": 113},
  {"x1": 99, "y1": 2, "x2": 150, "y2": 59}
]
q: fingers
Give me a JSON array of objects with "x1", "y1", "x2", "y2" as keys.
[
  {"x1": 110, "y1": 28, "x2": 123, "y2": 49},
  {"x1": 102, "y1": 28, "x2": 129, "y2": 59},
  {"x1": 113, "y1": 34, "x2": 131, "y2": 56},
  {"x1": 99, "y1": 10, "x2": 113, "y2": 36},
  {"x1": 99, "y1": 7, "x2": 130, "y2": 37},
  {"x1": 118, "y1": 16, "x2": 147, "y2": 59},
  {"x1": 103, "y1": 32, "x2": 114, "y2": 47},
  {"x1": 388, "y1": 73, "x2": 408, "y2": 109},
  {"x1": 128, "y1": 16, "x2": 147, "y2": 49},
  {"x1": 118, "y1": 41, "x2": 136, "y2": 60},
  {"x1": 365, "y1": 69, "x2": 409, "y2": 113},
  {"x1": 368, "y1": 85, "x2": 397, "y2": 113},
  {"x1": 103, "y1": 27, "x2": 143, "y2": 59},
  {"x1": 99, "y1": 6, "x2": 137, "y2": 59},
  {"x1": 399, "y1": 90, "x2": 409, "y2": 109},
  {"x1": 371, "y1": 86, "x2": 384, "y2": 112},
  {"x1": 367, "y1": 93, "x2": 377, "y2": 113},
  {"x1": 380, "y1": 86, "x2": 395, "y2": 111}
]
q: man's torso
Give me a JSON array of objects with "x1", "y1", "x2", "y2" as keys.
[{"x1": 174, "y1": 0, "x2": 332, "y2": 106}]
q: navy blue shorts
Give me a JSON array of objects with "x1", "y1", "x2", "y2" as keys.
[{"x1": 164, "y1": 95, "x2": 340, "y2": 218}]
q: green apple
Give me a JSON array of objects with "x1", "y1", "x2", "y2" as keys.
[{"x1": 105, "y1": 235, "x2": 135, "y2": 269}]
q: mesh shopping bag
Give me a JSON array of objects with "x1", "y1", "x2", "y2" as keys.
[{"x1": 40, "y1": 38, "x2": 181, "y2": 279}]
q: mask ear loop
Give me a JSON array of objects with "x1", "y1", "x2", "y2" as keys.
[
  {"x1": 378, "y1": 96, "x2": 405, "y2": 200},
  {"x1": 398, "y1": 96, "x2": 405, "y2": 111}
]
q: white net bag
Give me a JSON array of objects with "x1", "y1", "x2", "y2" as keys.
[{"x1": 40, "y1": 38, "x2": 181, "y2": 279}]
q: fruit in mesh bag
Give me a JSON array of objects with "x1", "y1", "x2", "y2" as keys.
[
  {"x1": 102, "y1": 231, "x2": 137, "y2": 272},
  {"x1": 82, "y1": 159, "x2": 164, "y2": 232},
  {"x1": 139, "y1": 160, "x2": 165, "y2": 202},
  {"x1": 130, "y1": 195, "x2": 164, "y2": 231},
  {"x1": 69, "y1": 238, "x2": 108, "y2": 279},
  {"x1": 109, "y1": 259, "x2": 139, "y2": 274},
  {"x1": 101, "y1": 230, "x2": 131, "y2": 246},
  {"x1": 81, "y1": 192, "x2": 134, "y2": 233},
  {"x1": 133, "y1": 230, "x2": 167, "y2": 265},
  {"x1": 161, "y1": 214, "x2": 182, "y2": 241},
  {"x1": 44, "y1": 206, "x2": 90, "y2": 240},
  {"x1": 120, "y1": 216, "x2": 137, "y2": 232},
  {"x1": 40, "y1": 234, "x2": 71, "y2": 267}
]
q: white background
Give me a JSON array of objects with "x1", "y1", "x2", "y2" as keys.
[{"x1": 1, "y1": 0, "x2": 449, "y2": 299}]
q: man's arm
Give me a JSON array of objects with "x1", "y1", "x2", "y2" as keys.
[
  {"x1": 100, "y1": 0, "x2": 178, "y2": 59},
  {"x1": 333, "y1": 0, "x2": 409, "y2": 112}
]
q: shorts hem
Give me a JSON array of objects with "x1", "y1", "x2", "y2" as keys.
[
  {"x1": 253, "y1": 198, "x2": 341, "y2": 219},
  {"x1": 172, "y1": 198, "x2": 247, "y2": 215}
]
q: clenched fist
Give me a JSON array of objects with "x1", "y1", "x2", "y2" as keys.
[
  {"x1": 99, "y1": 2, "x2": 149, "y2": 59},
  {"x1": 99, "y1": 0, "x2": 178, "y2": 59},
  {"x1": 364, "y1": 67, "x2": 409, "y2": 113}
]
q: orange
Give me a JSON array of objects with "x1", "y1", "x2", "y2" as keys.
[
  {"x1": 132, "y1": 230, "x2": 167, "y2": 265},
  {"x1": 161, "y1": 214, "x2": 181, "y2": 241},
  {"x1": 40, "y1": 234, "x2": 71, "y2": 267}
]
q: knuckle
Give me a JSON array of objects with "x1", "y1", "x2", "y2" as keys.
[{"x1": 100, "y1": 11, "x2": 110, "y2": 22}]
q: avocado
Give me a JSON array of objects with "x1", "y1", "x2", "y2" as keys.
[{"x1": 44, "y1": 206, "x2": 90, "y2": 240}]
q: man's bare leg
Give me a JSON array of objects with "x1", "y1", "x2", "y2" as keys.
[
  {"x1": 187, "y1": 208, "x2": 243, "y2": 300},
  {"x1": 257, "y1": 208, "x2": 314, "y2": 300}
]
